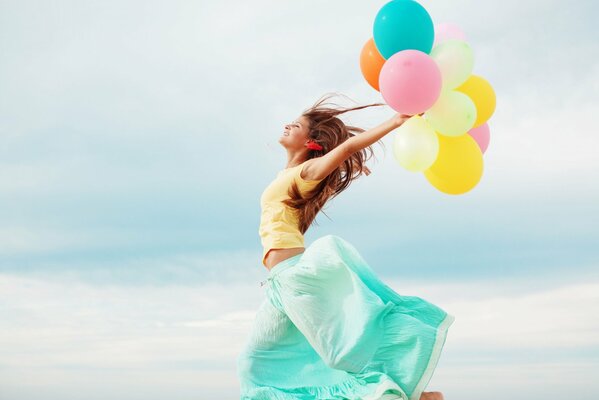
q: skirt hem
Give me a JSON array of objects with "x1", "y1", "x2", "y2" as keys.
[
  {"x1": 408, "y1": 312, "x2": 455, "y2": 400},
  {"x1": 241, "y1": 372, "x2": 409, "y2": 400}
]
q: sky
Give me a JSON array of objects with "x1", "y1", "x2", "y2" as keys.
[{"x1": 0, "y1": 0, "x2": 598, "y2": 399}]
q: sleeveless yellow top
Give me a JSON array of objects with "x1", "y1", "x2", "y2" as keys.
[{"x1": 259, "y1": 160, "x2": 324, "y2": 266}]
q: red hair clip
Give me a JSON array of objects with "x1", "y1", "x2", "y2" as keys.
[{"x1": 306, "y1": 140, "x2": 323, "y2": 151}]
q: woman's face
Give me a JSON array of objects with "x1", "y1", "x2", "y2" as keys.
[{"x1": 279, "y1": 116, "x2": 310, "y2": 149}]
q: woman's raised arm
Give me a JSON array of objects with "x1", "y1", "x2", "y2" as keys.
[
  {"x1": 305, "y1": 113, "x2": 413, "y2": 181},
  {"x1": 345, "y1": 113, "x2": 414, "y2": 154}
]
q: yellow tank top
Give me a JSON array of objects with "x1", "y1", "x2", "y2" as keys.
[{"x1": 259, "y1": 160, "x2": 324, "y2": 266}]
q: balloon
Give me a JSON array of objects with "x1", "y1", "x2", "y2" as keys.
[
  {"x1": 359, "y1": 38, "x2": 386, "y2": 91},
  {"x1": 379, "y1": 49, "x2": 442, "y2": 115},
  {"x1": 393, "y1": 116, "x2": 439, "y2": 172},
  {"x1": 467, "y1": 122, "x2": 490, "y2": 154},
  {"x1": 424, "y1": 133, "x2": 484, "y2": 195},
  {"x1": 424, "y1": 90, "x2": 477, "y2": 136},
  {"x1": 433, "y1": 23, "x2": 466, "y2": 46},
  {"x1": 456, "y1": 75, "x2": 496, "y2": 128},
  {"x1": 430, "y1": 39, "x2": 474, "y2": 89},
  {"x1": 373, "y1": 0, "x2": 434, "y2": 58}
]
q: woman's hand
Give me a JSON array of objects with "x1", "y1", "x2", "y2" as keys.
[{"x1": 391, "y1": 112, "x2": 424, "y2": 128}]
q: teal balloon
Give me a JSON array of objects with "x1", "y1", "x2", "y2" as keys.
[{"x1": 373, "y1": 0, "x2": 435, "y2": 59}]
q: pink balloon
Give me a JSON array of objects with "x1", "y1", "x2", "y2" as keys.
[
  {"x1": 379, "y1": 50, "x2": 442, "y2": 115},
  {"x1": 433, "y1": 23, "x2": 466, "y2": 47},
  {"x1": 467, "y1": 122, "x2": 490, "y2": 153}
]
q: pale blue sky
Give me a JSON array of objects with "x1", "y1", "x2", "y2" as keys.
[{"x1": 0, "y1": 0, "x2": 598, "y2": 399}]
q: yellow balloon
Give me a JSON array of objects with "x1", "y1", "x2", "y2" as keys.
[
  {"x1": 423, "y1": 133, "x2": 484, "y2": 195},
  {"x1": 393, "y1": 116, "x2": 439, "y2": 172},
  {"x1": 456, "y1": 75, "x2": 496, "y2": 128}
]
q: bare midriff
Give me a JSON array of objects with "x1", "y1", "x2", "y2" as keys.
[{"x1": 264, "y1": 247, "x2": 305, "y2": 271}]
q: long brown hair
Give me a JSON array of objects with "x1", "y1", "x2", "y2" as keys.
[{"x1": 282, "y1": 93, "x2": 385, "y2": 234}]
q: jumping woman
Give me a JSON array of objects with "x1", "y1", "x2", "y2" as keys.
[{"x1": 237, "y1": 94, "x2": 454, "y2": 400}]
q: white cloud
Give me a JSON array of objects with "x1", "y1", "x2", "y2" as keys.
[
  {"x1": 1, "y1": 272, "x2": 598, "y2": 399},
  {"x1": 441, "y1": 282, "x2": 599, "y2": 348},
  {"x1": 433, "y1": 360, "x2": 598, "y2": 399}
]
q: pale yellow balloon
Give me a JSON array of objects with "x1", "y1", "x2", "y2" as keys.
[
  {"x1": 423, "y1": 133, "x2": 484, "y2": 195},
  {"x1": 393, "y1": 116, "x2": 439, "y2": 172},
  {"x1": 456, "y1": 74, "x2": 496, "y2": 128}
]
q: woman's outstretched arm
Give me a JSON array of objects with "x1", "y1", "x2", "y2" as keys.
[
  {"x1": 305, "y1": 113, "x2": 413, "y2": 181},
  {"x1": 345, "y1": 113, "x2": 414, "y2": 154}
]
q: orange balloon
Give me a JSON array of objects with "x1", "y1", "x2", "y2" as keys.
[{"x1": 360, "y1": 38, "x2": 386, "y2": 92}]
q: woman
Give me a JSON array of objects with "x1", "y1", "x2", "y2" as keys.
[{"x1": 237, "y1": 94, "x2": 454, "y2": 400}]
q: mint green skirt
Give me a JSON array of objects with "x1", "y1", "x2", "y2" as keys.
[{"x1": 237, "y1": 235, "x2": 454, "y2": 400}]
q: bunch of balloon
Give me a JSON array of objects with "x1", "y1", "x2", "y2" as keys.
[{"x1": 359, "y1": 0, "x2": 496, "y2": 195}]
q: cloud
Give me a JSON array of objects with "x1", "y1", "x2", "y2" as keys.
[{"x1": 0, "y1": 273, "x2": 598, "y2": 399}]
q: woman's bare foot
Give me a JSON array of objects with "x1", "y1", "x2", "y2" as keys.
[{"x1": 419, "y1": 391, "x2": 444, "y2": 400}]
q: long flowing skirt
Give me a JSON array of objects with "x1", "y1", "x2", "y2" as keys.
[{"x1": 237, "y1": 234, "x2": 455, "y2": 400}]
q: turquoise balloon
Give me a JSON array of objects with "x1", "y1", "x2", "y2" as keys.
[{"x1": 373, "y1": 0, "x2": 435, "y2": 59}]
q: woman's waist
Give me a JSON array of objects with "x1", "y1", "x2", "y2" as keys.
[{"x1": 264, "y1": 247, "x2": 305, "y2": 271}]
